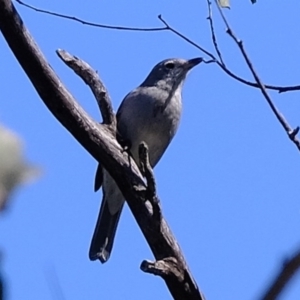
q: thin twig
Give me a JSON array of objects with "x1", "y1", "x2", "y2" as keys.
[
  {"x1": 157, "y1": 15, "x2": 300, "y2": 94},
  {"x1": 213, "y1": 0, "x2": 300, "y2": 151},
  {"x1": 260, "y1": 248, "x2": 300, "y2": 300},
  {"x1": 15, "y1": 0, "x2": 167, "y2": 32},
  {"x1": 15, "y1": 0, "x2": 300, "y2": 93},
  {"x1": 214, "y1": 0, "x2": 231, "y2": 29},
  {"x1": 158, "y1": 14, "x2": 214, "y2": 59},
  {"x1": 206, "y1": 0, "x2": 225, "y2": 66}
]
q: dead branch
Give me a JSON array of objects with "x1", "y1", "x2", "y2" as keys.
[
  {"x1": 213, "y1": 0, "x2": 300, "y2": 152},
  {"x1": 56, "y1": 49, "x2": 116, "y2": 128},
  {"x1": 157, "y1": 15, "x2": 300, "y2": 94},
  {"x1": 138, "y1": 142, "x2": 161, "y2": 221},
  {"x1": 15, "y1": 0, "x2": 166, "y2": 32},
  {"x1": 14, "y1": 0, "x2": 300, "y2": 93},
  {"x1": 0, "y1": 0, "x2": 204, "y2": 299}
]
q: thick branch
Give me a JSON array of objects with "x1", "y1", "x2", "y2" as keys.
[
  {"x1": 56, "y1": 49, "x2": 116, "y2": 128},
  {"x1": 0, "y1": 0, "x2": 204, "y2": 299}
]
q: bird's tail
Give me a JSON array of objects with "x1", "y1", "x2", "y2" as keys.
[{"x1": 89, "y1": 198, "x2": 124, "y2": 263}]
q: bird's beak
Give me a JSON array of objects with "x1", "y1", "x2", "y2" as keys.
[{"x1": 185, "y1": 57, "x2": 203, "y2": 70}]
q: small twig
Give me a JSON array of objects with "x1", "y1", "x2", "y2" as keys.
[
  {"x1": 138, "y1": 142, "x2": 157, "y2": 196},
  {"x1": 56, "y1": 49, "x2": 116, "y2": 128},
  {"x1": 15, "y1": 0, "x2": 300, "y2": 93},
  {"x1": 141, "y1": 257, "x2": 206, "y2": 300},
  {"x1": 141, "y1": 257, "x2": 183, "y2": 280},
  {"x1": 157, "y1": 15, "x2": 300, "y2": 94},
  {"x1": 214, "y1": 0, "x2": 231, "y2": 29},
  {"x1": 138, "y1": 142, "x2": 161, "y2": 220},
  {"x1": 289, "y1": 127, "x2": 300, "y2": 140},
  {"x1": 15, "y1": 0, "x2": 167, "y2": 32},
  {"x1": 206, "y1": 0, "x2": 225, "y2": 66},
  {"x1": 214, "y1": 0, "x2": 300, "y2": 151},
  {"x1": 260, "y1": 248, "x2": 300, "y2": 300},
  {"x1": 158, "y1": 14, "x2": 214, "y2": 59}
]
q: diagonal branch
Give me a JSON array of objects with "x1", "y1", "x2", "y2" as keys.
[
  {"x1": 260, "y1": 248, "x2": 300, "y2": 300},
  {"x1": 0, "y1": 0, "x2": 204, "y2": 299},
  {"x1": 214, "y1": 0, "x2": 300, "y2": 152}
]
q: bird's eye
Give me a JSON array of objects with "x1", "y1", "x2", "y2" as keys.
[{"x1": 165, "y1": 62, "x2": 175, "y2": 69}]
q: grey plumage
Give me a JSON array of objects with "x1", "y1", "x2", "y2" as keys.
[{"x1": 89, "y1": 57, "x2": 202, "y2": 263}]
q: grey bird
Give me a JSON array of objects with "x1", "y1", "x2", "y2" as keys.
[{"x1": 89, "y1": 57, "x2": 202, "y2": 263}]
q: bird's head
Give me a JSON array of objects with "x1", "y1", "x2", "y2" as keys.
[{"x1": 141, "y1": 57, "x2": 202, "y2": 91}]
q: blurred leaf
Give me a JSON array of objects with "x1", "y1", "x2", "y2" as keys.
[
  {"x1": 0, "y1": 124, "x2": 41, "y2": 212},
  {"x1": 218, "y1": 0, "x2": 230, "y2": 8},
  {"x1": 251, "y1": 0, "x2": 257, "y2": 3}
]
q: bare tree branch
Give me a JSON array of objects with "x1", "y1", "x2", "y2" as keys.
[
  {"x1": 0, "y1": 0, "x2": 205, "y2": 299},
  {"x1": 213, "y1": 0, "x2": 300, "y2": 151},
  {"x1": 141, "y1": 257, "x2": 183, "y2": 280},
  {"x1": 15, "y1": 0, "x2": 167, "y2": 32},
  {"x1": 206, "y1": 0, "x2": 225, "y2": 66},
  {"x1": 260, "y1": 248, "x2": 300, "y2": 300},
  {"x1": 157, "y1": 15, "x2": 300, "y2": 94},
  {"x1": 15, "y1": 0, "x2": 300, "y2": 93},
  {"x1": 139, "y1": 142, "x2": 161, "y2": 220},
  {"x1": 56, "y1": 49, "x2": 116, "y2": 128}
]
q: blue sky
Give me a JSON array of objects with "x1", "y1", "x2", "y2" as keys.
[{"x1": 1, "y1": 0, "x2": 300, "y2": 299}]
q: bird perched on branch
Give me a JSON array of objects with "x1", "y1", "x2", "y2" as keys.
[{"x1": 89, "y1": 57, "x2": 202, "y2": 263}]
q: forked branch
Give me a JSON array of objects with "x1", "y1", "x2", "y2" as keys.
[
  {"x1": 0, "y1": 0, "x2": 204, "y2": 299},
  {"x1": 213, "y1": 0, "x2": 300, "y2": 151}
]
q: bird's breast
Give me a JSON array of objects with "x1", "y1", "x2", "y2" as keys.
[{"x1": 117, "y1": 87, "x2": 182, "y2": 167}]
